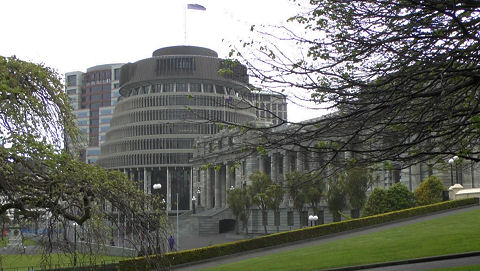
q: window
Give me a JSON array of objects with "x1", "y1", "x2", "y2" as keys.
[
  {"x1": 176, "y1": 83, "x2": 187, "y2": 92},
  {"x1": 204, "y1": 84, "x2": 214, "y2": 93},
  {"x1": 66, "y1": 75, "x2": 77, "y2": 87},
  {"x1": 67, "y1": 88, "x2": 76, "y2": 95},
  {"x1": 114, "y1": 68, "x2": 120, "y2": 80},
  {"x1": 164, "y1": 83, "x2": 175, "y2": 92},
  {"x1": 215, "y1": 85, "x2": 225, "y2": 94},
  {"x1": 102, "y1": 93, "x2": 111, "y2": 100},
  {"x1": 190, "y1": 83, "x2": 201, "y2": 92}
]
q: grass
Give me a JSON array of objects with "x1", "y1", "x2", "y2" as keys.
[
  {"x1": 0, "y1": 254, "x2": 126, "y2": 270},
  {"x1": 0, "y1": 238, "x2": 6, "y2": 247},
  {"x1": 202, "y1": 208, "x2": 480, "y2": 271}
]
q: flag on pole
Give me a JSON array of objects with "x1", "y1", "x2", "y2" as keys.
[{"x1": 187, "y1": 4, "x2": 206, "y2": 11}]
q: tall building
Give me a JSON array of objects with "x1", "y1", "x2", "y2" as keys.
[
  {"x1": 66, "y1": 64, "x2": 123, "y2": 163},
  {"x1": 98, "y1": 46, "x2": 262, "y2": 210},
  {"x1": 249, "y1": 92, "x2": 288, "y2": 126}
]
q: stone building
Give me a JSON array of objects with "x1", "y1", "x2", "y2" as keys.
[{"x1": 97, "y1": 46, "x2": 285, "y2": 211}]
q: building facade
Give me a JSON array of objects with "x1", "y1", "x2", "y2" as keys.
[
  {"x1": 66, "y1": 64, "x2": 123, "y2": 163},
  {"x1": 98, "y1": 46, "x2": 267, "y2": 211}
]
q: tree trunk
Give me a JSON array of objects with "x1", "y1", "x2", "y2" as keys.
[{"x1": 262, "y1": 210, "x2": 267, "y2": 234}]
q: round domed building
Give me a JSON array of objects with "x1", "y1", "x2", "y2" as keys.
[{"x1": 99, "y1": 46, "x2": 256, "y2": 211}]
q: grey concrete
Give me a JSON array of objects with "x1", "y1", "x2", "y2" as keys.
[{"x1": 173, "y1": 205, "x2": 480, "y2": 270}]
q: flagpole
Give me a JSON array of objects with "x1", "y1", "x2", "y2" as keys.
[{"x1": 184, "y1": 4, "x2": 187, "y2": 45}]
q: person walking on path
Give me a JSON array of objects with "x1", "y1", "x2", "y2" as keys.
[{"x1": 168, "y1": 235, "x2": 175, "y2": 251}]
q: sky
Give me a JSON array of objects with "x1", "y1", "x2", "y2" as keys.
[{"x1": 0, "y1": 0, "x2": 322, "y2": 122}]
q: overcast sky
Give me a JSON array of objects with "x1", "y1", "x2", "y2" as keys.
[{"x1": 1, "y1": 0, "x2": 322, "y2": 121}]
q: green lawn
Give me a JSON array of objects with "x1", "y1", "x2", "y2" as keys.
[
  {"x1": 202, "y1": 208, "x2": 480, "y2": 271},
  {"x1": 0, "y1": 254, "x2": 126, "y2": 270}
]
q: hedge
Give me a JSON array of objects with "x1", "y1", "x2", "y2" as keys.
[{"x1": 118, "y1": 197, "x2": 478, "y2": 271}]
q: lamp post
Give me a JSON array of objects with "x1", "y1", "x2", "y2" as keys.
[
  {"x1": 192, "y1": 196, "x2": 196, "y2": 214},
  {"x1": 72, "y1": 222, "x2": 78, "y2": 267},
  {"x1": 308, "y1": 215, "x2": 318, "y2": 227},
  {"x1": 448, "y1": 156, "x2": 459, "y2": 186}
]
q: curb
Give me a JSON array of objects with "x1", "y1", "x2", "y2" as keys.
[{"x1": 322, "y1": 251, "x2": 480, "y2": 270}]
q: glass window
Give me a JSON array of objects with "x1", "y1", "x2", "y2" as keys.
[
  {"x1": 102, "y1": 93, "x2": 111, "y2": 100},
  {"x1": 66, "y1": 75, "x2": 77, "y2": 87},
  {"x1": 190, "y1": 83, "x2": 201, "y2": 92},
  {"x1": 114, "y1": 69, "x2": 120, "y2": 80},
  {"x1": 204, "y1": 84, "x2": 214, "y2": 93},
  {"x1": 67, "y1": 88, "x2": 76, "y2": 95},
  {"x1": 164, "y1": 83, "x2": 175, "y2": 92},
  {"x1": 91, "y1": 94, "x2": 101, "y2": 101},
  {"x1": 215, "y1": 85, "x2": 225, "y2": 94},
  {"x1": 176, "y1": 83, "x2": 187, "y2": 92}
]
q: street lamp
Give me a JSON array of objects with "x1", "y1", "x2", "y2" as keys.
[
  {"x1": 72, "y1": 222, "x2": 78, "y2": 267},
  {"x1": 448, "y1": 156, "x2": 459, "y2": 186},
  {"x1": 192, "y1": 196, "x2": 196, "y2": 214},
  {"x1": 308, "y1": 215, "x2": 318, "y2": 227}
]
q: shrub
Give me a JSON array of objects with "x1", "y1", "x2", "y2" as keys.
[
  {"x1": 387, "y1": 182, "x2": 416, "y2": 211},
  {"x1": 414, "y1": 175, "x2": 447, "y2": 206},
  {"x1": 362, "y1": 187, "x2": 390, "y2": 216},
  {"x1": 117, "y1": 198, "x2": 478, "y2": 271}
]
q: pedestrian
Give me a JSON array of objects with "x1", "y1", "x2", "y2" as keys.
[{"x1": 168, "y1": 235, "x2": 175, "y2": 251}]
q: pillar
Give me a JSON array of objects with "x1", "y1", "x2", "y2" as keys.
[
  {"x1": 271, "y1": 152, "x2": 278, "y2": 182},
  {"x1": 225, "y1": 163, "x2": 232, "y2": 207},
  {"x1": 296, "y1": 151, "x2": 304, "y2": 172},
  {"x1": 283, "y1": 151, "x2": 291, "y2": 177},
  {"x1": 206, "y1": 167, "x2": 213, "y2": 208},
  {"x1": 215, "y1": 167, "x2": 221, "y2": 209},
  {"x1": 167, "y1": 167, "x2": 171, "y2": 211},
  {"x1": 143, "y1": 168, "x2": 151, "y2": 194},
  {"x1": 259, "y1": 155, "x2": 266, "y2": 173}
]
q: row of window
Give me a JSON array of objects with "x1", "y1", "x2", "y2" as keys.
[
  {"x1": 110, "y1": 108, "x2": 253, "y2": 127},
  {"x1": 105, "y1": 123, "x2": 220, "y2": 142},
  {"x1": 99, "y1": 153, "x2": 193, "y2": 168},
  {"x1": 115, "y1": 94, "x2": 251, "y2": 113},
  {"x1": 102, "y1": 138, "x2": 194, "y2": 154},
  {"x1": 124, "y1": 82, "x2": 241, "y2": 97}
]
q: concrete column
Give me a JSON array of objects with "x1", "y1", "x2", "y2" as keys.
[
  {"x1": 206, "y1": 168, "x2": 212, "y2": 208},
  {"x1": 143, "y1": 168, "x2": 150, "y2": 194},
  {"x1": 271, "y1": 152, "x2": 278, "y2": 182},
  {"x1": 246, "y1": 157, "x2": 258, "y2": 185},
  {"x1": 283, "y1": 151, "x2": 290, "y2": 177},
  {"x1": 259, "y1": 155, "x2": 265, "y2": 173},
  {"x1": 199, "y1": 169, "x2": 205, "y2": 207},
  {"x1": 215, "y1": 167, "x2": 221, "y2": 208},
  {"x1": 225, "y1": 163, "x2": 232, "y2": 207},
  {"x1": 167, "y1": 167, "x2": 171, "y2": 211},
  {"x1": 296, "y1": 151, "x2": 304, "y2": 172},
  {"x1": 220, "y1": 165, "x2": 226, "y2": 208}
]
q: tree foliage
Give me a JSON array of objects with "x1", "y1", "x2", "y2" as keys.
[
  {"x1": 0, "y1": 56, "x2": 168, "y2": 265},
  {"x1": 414, "y1": 175, "x2": 447, "y2": 206},
  {"x1": 363, "y1": 183, "x2": 415, "y2": 216},
  {"x1": 342, "y1": 166, "x2": 375, "y2": 217},
  {"x1": 228, "y1": 0, "x2": 480, "y2": 173},
  {"x1": 248, "y1": 172, "x2": 273, "y2": 233},
  {"x1": 227, "y1": 187, "x2": 252, "y2": 234},
  {"x1": 326, "y1": 179, "x2": 346, "y2": 222}
]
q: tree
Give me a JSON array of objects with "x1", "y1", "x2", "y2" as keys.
[
  {"x1": 0, "y1": 56, "x2": 168, "y2": 266},
  {"x1": 302, "y1": 171, "x2": 325, "y2": 219},
  {"x1": 342, "y1": 167, "x2": 374, "y2": 218},
  {"x1": 265, "y1": 183, "x2": 285, "y2": 232},
  {"x1": 249, "y1": 172, "x2": 273, "y2": 234},
  {"x1": 227, "y1": 187, "x2": 252, "y2": 234},
  {"x1": 388, "y1": 183, "x2": 416, "y2": 211},
  {"x1": 286, "y1": 170, "x2": 308, "y2": 227},
  {"x1": 225, "y1": 0, "x2": 480, "y2": 174},
  {"x1": 326, "y1": 179, "x2": 346, "y2": 222},
  {"x1": 414, "y1": 175, "x2": 447, "y2": 206},
  {"x1": 362, "y1": 188, "x2": 390, "y2": 217}
]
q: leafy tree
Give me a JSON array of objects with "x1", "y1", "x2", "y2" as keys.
[
  {"x1": 342, "y1": 167, "x2": 374, "y2": 218},
  {"x1": 0, "y1": 56, "x2": 168, "y2": 265},
  {"x1": 286, "y1": 170, "x2": 308, "y2": 227},
  {"x1": 302, "y1": 171, "x2": 325, "y2": 219},
  {"x1": 414, "y1": 175, "x2": 447, "y2": 206},
  {"x1": 265, "y1": 183, "x2": 285, "y2": 232},
  {"x1": 249, "y1": 172, "x2": 273, "y2": 234},
  {"x1": 225, "y1": 0, "x2": 480, "y2": 173},
  {"x1": 362, "y1": 188, "x2": 390, "y2": 217},
  {"x1": 326, "y1": 179, "x2": 346, "y2": 222},
  {"x1": 387, "y1": 183, "x2": 416, "y2": 211},
  {"x1": 227, "y1": 187, "x2": 252, "y2": 234}
]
